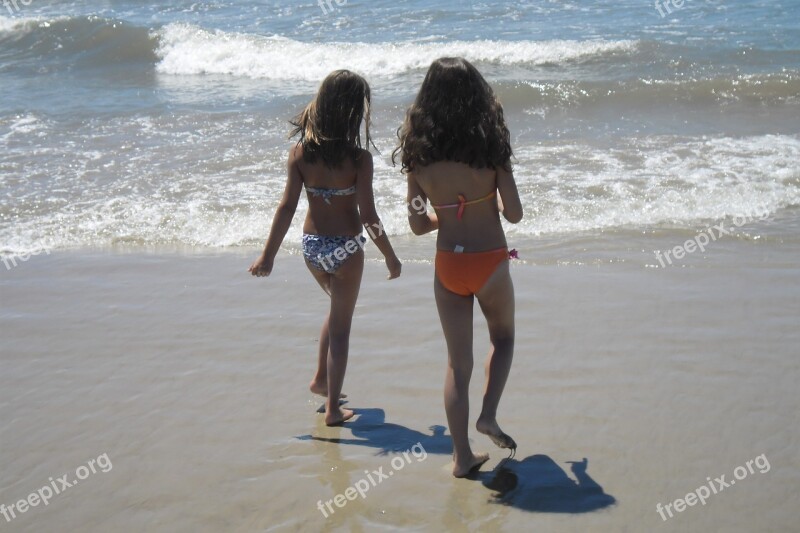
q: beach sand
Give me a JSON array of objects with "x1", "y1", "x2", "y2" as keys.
[{"x1": 1, "y1": 233, "x2": 798, "y2": 532}]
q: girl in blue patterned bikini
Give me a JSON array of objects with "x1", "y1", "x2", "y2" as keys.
[{"x1": 249, "y1": 70, "x2": 402, "y2": 426}]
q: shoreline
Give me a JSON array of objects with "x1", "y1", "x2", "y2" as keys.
[{"x1": 3, "y1": 203, "x2": 799, "y2": 267}]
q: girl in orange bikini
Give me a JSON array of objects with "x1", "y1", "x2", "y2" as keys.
[
  {"x1": 250, "y1": 70, "x2": 402, "y2": 426},
  {"x1": 394, "y1": 57, "x2": 523, "y2": 477}
]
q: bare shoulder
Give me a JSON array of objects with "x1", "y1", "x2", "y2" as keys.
[
  {"x1": 356, "y1": 148, "x2": 373, "y2": 168},
  {"x1": 407, "y1": 170, "x2": 427, "y2": 197},
  {"x1": 286, "y1": 144, "x2": 307, "y2": 186},
  {"x1": 494, "y1": 164, "x2": 515, "y2": 187},
  {"x1": 288, "y1": 143, "x2": 304, "y2": 164},
  {"x1": 355, "y1": 149, "x2": 374, "y2": 179},
  {"x1": 496, "y1": 163, "x2": 514, "y2": 177}
]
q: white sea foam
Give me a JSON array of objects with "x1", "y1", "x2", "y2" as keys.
[
  {"x1": 502, "y1": 135, "x2": 800, "y2": 237},
  {"x1": 0, "y1": 114, "x2": 47, "y2": 143},
  {"x1": 0, "y1": 14, "x2": 43, "y2": 34},
  {"x1": 1, "y1": 129, "x2": 798, "y2": 254},
  {"x1": 153, "y1": 23, "x2": 638, "y2": 80}
]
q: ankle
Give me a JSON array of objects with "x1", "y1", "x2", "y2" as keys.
[{"x1": 477, "y1": 413, "x2": 496, "y2": 424}]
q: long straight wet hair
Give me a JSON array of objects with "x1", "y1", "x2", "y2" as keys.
[
  {"x1": 289, "y1": 70, "x2": 372, "y2": 168},
  {"x1": 393, "y1": 57, "x2": 513, "y2": 173}
]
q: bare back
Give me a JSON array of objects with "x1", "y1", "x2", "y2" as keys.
[
  {"x1": 296, "y1": 146, "x2": 365, "y2": 236},
  {"x1": 413, "y1": 161, "x2": 507, "y2": 252}
]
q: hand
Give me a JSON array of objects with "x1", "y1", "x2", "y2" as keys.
[
  {"x1": 248, "y1": 254, "x2": 273, "y2": 277},
  {"x1": 567, "y1": 458, "x2": 588, "y2": 475},
  {"x1": 385, "y1": 256, "x2": 402, "y2": 280}
]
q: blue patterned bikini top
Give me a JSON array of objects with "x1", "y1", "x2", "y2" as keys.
[{"x1": 306, "y1": 184, "x2": 356, "y2": 204}]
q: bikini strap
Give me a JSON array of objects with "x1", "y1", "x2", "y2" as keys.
[
  {"x1": 433, "y1": 191, "x2": 496, "y2": 209},
  {"x1": 433, "y1": 191, "x2": 497, "y2": 220},
  {"x1": 307, "y1": 185, "x2": 356, "y2": 204}
]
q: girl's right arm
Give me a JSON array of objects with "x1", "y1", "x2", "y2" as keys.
[
  {"x1": 355, "y1": 151, "x2": 402, "y2": 280},
  {"x1": 496, "y1": 165, "x2": 523, "y2": 223},
  {"x1": 407, "y1": 173, "x2": 438, "y2": 235},
  {"x1": 249, "y1": 146, "x2": 304, "y2": 277}
]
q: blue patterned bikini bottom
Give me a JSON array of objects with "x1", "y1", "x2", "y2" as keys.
[{"x1": 302, "y1": 234, "x2": 367, "y2": 274}]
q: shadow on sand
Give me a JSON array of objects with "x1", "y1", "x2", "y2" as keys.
[
  {"x1": 295, "y1": 407, "x2": 453, "y2": 455},
  {"x1": 297, "y1": 407, "x2": 615, "y2": 513},
  {"x1": 479, "y1": 455, "x2": 616, "y2": 513}
]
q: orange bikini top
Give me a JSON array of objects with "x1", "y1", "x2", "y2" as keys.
[{"x1": 431, "y1": 191, "x2": 497, "y2": 220}]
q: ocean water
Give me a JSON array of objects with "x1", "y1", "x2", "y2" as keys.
[{"x1": 1, "y1": 0, "x2": 799, "y2": 255}]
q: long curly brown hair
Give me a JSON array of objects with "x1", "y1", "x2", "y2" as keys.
[
  {"x1": 290, "y1": 70, "x2": 372, "y2": 168},
  {"x1": 392, "y1": 57, "x2": 513, "y2": 173}
]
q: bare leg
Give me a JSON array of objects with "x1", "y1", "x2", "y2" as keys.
[
  {"x1": 305, "y1": 262, "x2": 347, "y2": 400},
  {"x1": 324, "y1": 251, "x2": 364, "y2": 426},
  {"x1": 309, "y1": 314, "x2": 332, "y2": 396},
  {"x1": 434, "y1": 276, "x2": 490, "y2": 477},
  {"x1": 475, "y1": 261, "x2": 516, "y2": 449},
  {"x1": 305, "y1": 262, "x2": 332, "y2": 396}
]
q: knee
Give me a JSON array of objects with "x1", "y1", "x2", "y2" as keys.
[
  {"x1": 328, "y1": 319, "x2": 352, "y2": 340},
  {"x1": 448, "y1": 360, "x2": 473, "y2": 383},
  {"x1": 490, "y1": 334, "x2": 514, "y2": 352}
]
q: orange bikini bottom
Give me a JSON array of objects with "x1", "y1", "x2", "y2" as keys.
[{"x1": 435, "y1": 248, "x2": 508, "y2": 297}]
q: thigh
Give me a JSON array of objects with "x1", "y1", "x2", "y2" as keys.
[
  {"x1": 434, "y1": 275, "x2": 475, "y2": 365},
  {"x1": 475, "y1": 260, "x2": 515, "y2": 340},
  {"x1": 328, "y1": 251, "x2": 364, "y2": 332},
  {"x1": 305, "y1": 259, "x2": 332, "y2": 295}
]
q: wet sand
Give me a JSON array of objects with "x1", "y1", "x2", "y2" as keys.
[{"x1": 1, "y1": 238, "x2": 798, "y2": 532}]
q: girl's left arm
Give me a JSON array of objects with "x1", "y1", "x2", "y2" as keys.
[
  {"x1": 496, "y1": 165, "x2": 523, "y2": 224},
  {"x1": 249, "y1": 146, "x2": 304, "y2": 277}
]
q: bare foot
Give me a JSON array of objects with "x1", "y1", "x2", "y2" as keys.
[
  {"x1": 476, "y1": 417, "x2": 517, "y2": 450},
  {"x1": 309, "y1": 381, "x2": 347, "y2": 399},
  {"x1": 453, "y1": 452, "x2": 490, "y2": 478},
  {"x1": 325, "y1": 407, "x2": 355, "y2": 427},
  {"x1": 316, "y1": 399, "x2": 347, "y2": 414}
]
